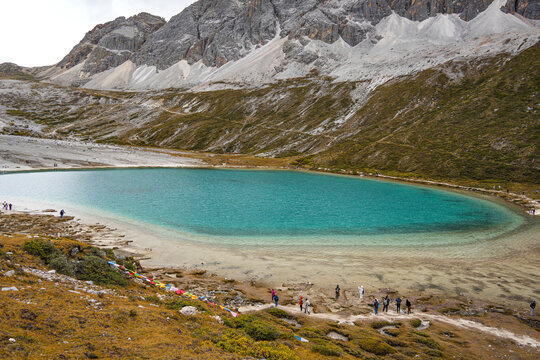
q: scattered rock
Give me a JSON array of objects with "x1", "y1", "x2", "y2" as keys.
[
  {"x1": 70, "y1": 246, "x2": 80, "y2": 256},
  {"x1": 327, "y1": 331, "x2": 349, "y2": 342},
  {"x1": 1, "y1": 286, "x2": 19, "y2": 292},
  {"x1": 8, "y1": 338, "x2": 16, "y2": 343},
  {"x1": 4, "y1": 270, "x2": 15, "y2": 277},
  {"x1": 179, "y1": 306, "x2": 199, "y2": 316},
  {"x1": 417, "y1": 320, "x2": 431, "y2": 330},
  {"x1": 282, "y1": 318, "x2": 302, "y2": 328},
  {"x1": 212, "y1": 315, "x2": 223, "y2": 325}
]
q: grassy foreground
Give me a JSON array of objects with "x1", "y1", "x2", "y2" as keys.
[{"x1": 1, "y1": 220, "x2": 539, "y2": 359}]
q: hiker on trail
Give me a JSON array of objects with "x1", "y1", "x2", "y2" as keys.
[
  {"x1": 274, "y1": 294, "x2": 279, "y2": 307},
  {"x1": 383, "y1": 296, "x2": 389, "y2": 312},
  {"x1": 373, "y1": 298, "x2": 379, "y2": 315},
  {"x1": 359, "y1": 285, "x2": 364, "y2": 301},
  {"x1": 271, "y1": 289, "x2": 276, "y2": 302},
  {"x1": 335, "y1": 284, "x2": 340, "y2": 300},
  {"x1": 396, "y1": 297, "x2": 402, "y2": 313},
  {"x1": 59, "y1": 209, "x2": 65, "y2": 219},
  {"x1": 531, "y1": 301, "x2": 536, "y2": 316},
  {"x1": 406, "y1": 299, "x2": 412, "y2": 314},
  {"x1": 304, "y1": 299, "x2": 311, "y2": 314},
  {"x1": 299, "y1": 296, "x2": 303, "y2": 311}
]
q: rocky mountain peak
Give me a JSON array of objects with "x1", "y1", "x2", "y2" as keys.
[
  {"x1": 57, "y1": 12, "x2": 165, "y2": 75},
  {"x1": 43, "y1": 0, "x2": 539, "y2": 90}
]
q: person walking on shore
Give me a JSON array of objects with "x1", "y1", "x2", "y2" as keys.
[
  {"x1": 59, "y1": 209, "x2": 65, "y2": 219},
  {"x1": 531, "y1": 301, "x2": 536, "y2": 316},
  {"x1": 335, "y1": 284, "x2": 340, "y2": 300},
  {"x1": 383, "y1": 296, "x2": 389, "y2": 312},
  {"x1": 374, "y1": 298, "x2": 379, "y2": 315},
  {"x1": 304, "y1": 299, "x2": 310, "y2": 314},
  {"x1": 396, "y1": 297, "x2": 402, "y2": 313},
  {"x1": 8, "y1": 203, "x2": 12, "y2": 211},
  {"x1": 359, "y1": 285, "x2": 364, "y2": 301},
  {"x1": 271, "y1": 289, "x2": 276, "y2": 302},
  {"x1": 406, "y1": 299, "x2": 412, "y2": 314},
  {"x1": 299, "y1": 296, "x2": 303, "y2": 312},
  {"x1": 274, "y1": 294, "x2": 279, "y2": 307}
]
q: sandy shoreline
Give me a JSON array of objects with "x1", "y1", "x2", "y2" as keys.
[{"x1": 1, "y1": 134, "x2": 539, "y2": 309}]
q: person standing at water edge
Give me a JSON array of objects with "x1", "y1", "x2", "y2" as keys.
[
  {"x1": 396, "y1": 297, "x2": 402, "y2": 313},
  {"x1": 374, "y1": 298, "x2": 379, "y2": 315},
  {"x1": 59, "y1": 209, "x2": 65, "y2": 219},
  {"x1": 299, "y1": 296, "x2": 303, "y2": 311},
  {"x1": 359, "y1": 285, "x2": 364, "y2": 301},
  {"x1": 335, "y1": 284, "x2": 340, "y2": 300},
  {"x1": 531, "y1": 301, "x2": 536, "y2": 316},
  {"x1": 406, "y1": 299, "x2": 412, "y2": 314},
  {"x1": 274, "y1": 294, "x2": 279, "y2": 307},
  {"x1": 271, "y1": 289, "x2": 276, "y2": 302},
  {"x1": 304, "y1": 299, "x2": 310, "y2": 314}
]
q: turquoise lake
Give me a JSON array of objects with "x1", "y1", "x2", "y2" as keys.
[{"x1": 0, "y1": 168, "x2": 523, "y2": 246}]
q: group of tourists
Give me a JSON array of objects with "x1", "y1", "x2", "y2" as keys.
[
  {"x1": 2, "y1": 201, "x2": 12, "y2": 211},
  {"x1": 270, "y1": 285, "x2": 414, "y2": 316},
  {"x1": 299, "y1": 296, "x2": 311, "y2": 314},
  {"x1": 272, "y1": 285, "x2": 536, "y2": 318},
  {"x1": 372, "y1": 295, "x2": 411, "y2": 315}
]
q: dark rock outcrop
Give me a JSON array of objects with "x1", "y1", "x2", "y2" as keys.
[
  {"x1": 502, "y1": 0, "x2": 540, "y2": 19},
  {"x1": 58, "y1": 12, "x2": 165, "y2": 75}
]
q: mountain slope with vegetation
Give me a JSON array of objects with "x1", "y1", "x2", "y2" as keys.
[{"x1": 1, "y1": 44, "x2": 538, "y2": 185}]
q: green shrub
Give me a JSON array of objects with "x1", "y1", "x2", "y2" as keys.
[
  {"x1": 414, "y1": 335, "x2": 441, "y2": 350},
  {"x1": 385, "y1": 338, "x2": 407, "y2": 347},
  {"x1": 215, "y1": 330, "x2": 298, "y2": 360},
  {"x1": 23, "y1": 239, "x2": 58, "y2": 262},
  {"x1": 383, "y1": 328, "x2": 400, "y2": 337},
  {"x1": 371, "y1": 320, "x2": 392, "y2": 329},
  {"x1": 265, "y1": 307, "x2": 291, "y2": 319},
  {"x1": 144, "y1": 295, "x2": 162, "y2": 304},
  {"x1": 75, "y1": 255, "x2": 127, "y2": 286},
  {"x1": 224, "y1": 314, "x2": 281, "y2": 341},
  {"x1": 244, "y1": 320, "x2": 280, "y2": 341},
  {"x1": 409, "y1": 318, "x2": 422, "y2": 328},
  {"x1": 311, "y1": 344, "x2": 341, "y2": 357},
  {"x1": 49, "y1": 253, "x2": 75, "y2": 276},
  {"x1": 223, "y1": 314, "x2": 258, "y2": 329},
  {"x1": 358, "y1": 337, "x2": 396, "y2": 356},
  {"x1": 425, "y1": 348, "x2": 444, "y2": 357}
]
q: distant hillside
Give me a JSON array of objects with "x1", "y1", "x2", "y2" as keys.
[{"x1": 1, "y1": 43, "x2": 538, "y2": 184}]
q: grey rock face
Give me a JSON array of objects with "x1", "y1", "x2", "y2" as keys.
[
  {"x1": 58, "y1": 12, "x2": 165, "y2": 75},
  {"x1": 132, "y1": 0, "x2": 500, "y2": 70},
  {"x1": 502, "y1": 0, "x2": 540, "y2": 19},
  {"x1": 52, "y1": 0, "x2": 536, "y2": 82}
]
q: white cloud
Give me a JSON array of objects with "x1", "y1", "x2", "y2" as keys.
[{"x1": 0, "y1": 0, "x2": 196, "y2": 67}]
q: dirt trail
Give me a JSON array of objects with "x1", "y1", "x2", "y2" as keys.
[{"x1": 238, "y1": 303, "x2": 540, "y2": 348}]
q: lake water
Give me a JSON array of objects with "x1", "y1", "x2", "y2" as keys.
[{"x1": 0, "y1": 168, "x2": 523, "y2": 247}]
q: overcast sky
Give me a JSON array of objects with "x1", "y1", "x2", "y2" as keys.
[{"x1": 0, "y1": 0, "x2": 197, "y2": 67}]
